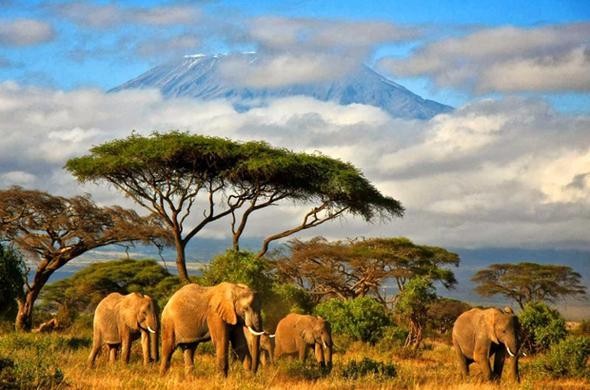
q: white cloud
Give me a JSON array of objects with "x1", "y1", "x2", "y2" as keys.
[
  {"x1": 0, "y1": 83, "x2": 589, "y2": 250},
  {"x1": 54, "y1": 3, "x2": 200, "y2": 29},
  {"x1": 380, "y1": 23, "x2": 590, "y2": 93},
  {"x1": 0, "y1": 18, "x2": 55, "y2": 46}
]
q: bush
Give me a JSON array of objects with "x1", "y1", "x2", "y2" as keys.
[
  {"x1": 0, "y1": 244, "x2": 26, "y2": 321},
  {"x1": 340, "y1": 358, "x2": 396, "y2": 380},
  {"x1": 0, "y1": 333, "x2": 68, "y2": 389},
  {"x1": 376, "y1": 325, "x2": 409, "y2": 352},
  {"x1": 315, "y1": 297, "x2": 391, "y2": 344},
  {"x1": 537, "y1": 336, "x2": 590, "y2": 378},
  {"x1": 519, "y1": 301, "x2": 567, "y2": 354},
  {"x1": 280, "y1": 360, "x2": 328, "y2": 380}
]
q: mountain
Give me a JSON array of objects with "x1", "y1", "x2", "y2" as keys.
[{"x1": 110, "y1": 53, "x2": 452, "y2": 120}]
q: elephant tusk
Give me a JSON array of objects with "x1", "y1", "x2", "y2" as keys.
[
  {"x1": 322, "y1": 341, "x2": 327, "y2": 349},
  {"x1": 266, "y1": 333, "x2": 276, "y2": 338},
  {"x1": 506, "y1": 346, "x2": 515, "y2": 357},
  {"x1": 522, "y1": 352, "x2": 527, "y2": 357},
  {"x1": 147, "y1": 326, "x2": 157, "y2": 334},
  {"x1": 247, "y1": 326, "x2": 265, "y2": 336}
]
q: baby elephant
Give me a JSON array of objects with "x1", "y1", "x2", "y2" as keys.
[
  {"x1": 88, "y1": 292, "x2": 159, "y2": 367},
  {"x1": 244, "y1": 328, "x2": 274, "y2": 366},
  {"x1": 274, "y1": 313, "x2": 332, "y2": 370}
]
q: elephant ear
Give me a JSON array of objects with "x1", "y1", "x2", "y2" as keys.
[
  {"x1": 301, "y1": 327, "x2": 315, "y2": 344},
  {"x1": 485, "y1": 309, "x2": 500, "y2": 344},
  {"x1": 210, "y1": 285, "x2": 237, "y2": 325}
]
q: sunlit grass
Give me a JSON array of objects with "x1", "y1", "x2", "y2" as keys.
[{"x1": 0, "y1": 331, "x2": 588, "y2": 389}]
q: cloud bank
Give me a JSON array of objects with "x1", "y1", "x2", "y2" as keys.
[
  {"x1": 0, "y1": 82, "x2": 588, "y2": 249},
  {"x1": 0, "y1": 19, "x2": 55, "y2": 46}
]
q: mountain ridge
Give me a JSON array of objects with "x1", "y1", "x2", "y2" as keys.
[{"x1": 110, "y1": 53, "x2": 452, "y2": 120}]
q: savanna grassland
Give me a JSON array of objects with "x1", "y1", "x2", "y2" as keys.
[{"x1": 1, "y1": 329, "x2": 588, "y2": 390}]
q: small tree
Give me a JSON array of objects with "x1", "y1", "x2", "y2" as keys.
[
  {"x1": 395, "y1": 277, "x2": 437, "y2": 349},
  {"x1": 315, "y1": 297, "x2": 391, "y2": 344},
  {"x1": 539, "y1": 336, "x2": 590, "y2": 378},
  {"x1": 427, "y1": 298, "x2": 472, "y2": 335},
  {"x1": 0, "y1": 187, "x2": 168, "y2": 331},
  {"x1": 472, "y1": 262, "x2": 586, "y2": 309},
  {"x1": 519, "y1": 301, "x2": 567, "y2": 354},
  {"x1": 275, "y1": 236, "x2": 458, "y2": 305},
  {"x1": 0, "y1": 243, "x2": 26, "y2": 320}
]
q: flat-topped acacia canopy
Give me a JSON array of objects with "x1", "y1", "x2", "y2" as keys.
[{"x1": 66, "y1": 131, "x2": 404, "y2": 281}]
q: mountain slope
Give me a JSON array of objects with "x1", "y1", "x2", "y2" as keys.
[{"x1": 110, "y1": 53, "x2": 452, "y2": 120}]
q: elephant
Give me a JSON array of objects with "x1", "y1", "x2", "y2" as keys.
[
  {"x1": 244, "y1": 328, "x2": 274, "y2": 366},
  {"x1": 88, "y1": 292, "x2": 159, "y2": 367},
  {"x1": 452, "y1": 307, "x2": 520, "y2": 382},
  {"x1": 159, "y1": 282, "x2": 264, "y2": 376},
  {"x1": 274, "y1": 313, "x2": 332, "y2": 370}
]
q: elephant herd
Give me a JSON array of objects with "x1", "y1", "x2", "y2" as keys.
[
  {"x1": 87, "y1": 282, "x2": 333, "y2": 377},
  {"x1": 88, "y1": 281, "x2": 521, "y2": 382}
]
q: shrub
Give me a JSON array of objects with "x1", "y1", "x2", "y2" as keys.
[
  {"x1": 315, "y1": 297, "x2": 391, "y2": 344},
  {"x1": 340, "y1": 358, "x2": 396, "y2": 379},
  {"x1": 376, "y1": 325, "x2": 409, "y2": 352},
  {"x1": 280, "y1": 360, "x2": 328, "y2": 380},
  {"x1": 0, "y1": 334, "x2": 67, "y2": 389},
  {"x1": 519, "y1": 301, "x2": 567, "y2": 354},
  {"x1": 0, "y1": 244, "x2": 26, "y2": 321},
  {"x1": 538, "y1": 336, "x2": 590, "y2": 378}
]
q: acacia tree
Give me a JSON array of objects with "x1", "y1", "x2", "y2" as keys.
[
  {"x1": 395, "y1": 276, "x2": 437, "y2": 349},
  {"x1": 274, "y1": 236, "x2": 459, "y2": 304},
  {"x1": 0, "y1": 187, "x2": 168, "y2": 331},
  {"x1": 472, "y1": 262, "x2": 587, "y2": 309},
  {"x1": 67, "y1": 132, "x2": 403, "y2": 282}
]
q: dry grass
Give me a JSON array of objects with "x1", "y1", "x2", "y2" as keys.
[{"x1": 0, "y1": 331, "x2": 588, "y2": 390}]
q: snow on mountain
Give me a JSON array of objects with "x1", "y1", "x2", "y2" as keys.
[{"x1": 110, "y1": 53, "x2": 452, "y2": 120}]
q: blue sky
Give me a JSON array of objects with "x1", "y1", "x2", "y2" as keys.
[
  {"x1": 1, "y1": 1, "x2": 590, "y2": 251},
  {"x1": 1, "y1": 0, "x2": 589, "y2": 110}
]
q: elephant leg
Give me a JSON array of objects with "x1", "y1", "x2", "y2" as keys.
[
  {"x1": 475, "y1": 349, "x2": 493, "y2": 381},
  {"x1": 492, "y1": 349, "x2": 506, "y2": 381},
  {"x1": 208, "y1": 316, "x2": 230, "y2": 376},
  {"x1": 88, "y1": 334, "x2": 102, "y2": 368},
  {"x1": 182, "y1": 345, "x2": 196, "y2": 376},
  {"x1": 314, "y1": 343, "x2": 325, "y2": 368},
  {"x1": 160, "y1": 325, "x2": 174, "y2": 375},
  {"x1": 298, "y1": 343, "x2": 309, "y2": 363},
  {"x1": 230, "y1": 328, "x2": 251, "y2": 370},
  {"x1": 121, "y1": 333, "x2": 132, "y2": 364},
  {"x1": 108, "y1": 345, "x2": 118, "y2": 364},
  {"x1": 141, "y1": 330, "x2": 150, "y2": 366},
  {"x1": 453, "y1": 341, "x2": 469, "y2": 378}
]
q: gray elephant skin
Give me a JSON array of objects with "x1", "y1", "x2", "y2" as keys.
[
  {"x1": 88, "y1": 292, "x2": 159, "y2": 367},
  {"x1": 452, "y1": 307, "x2": 520, "y2": 382},
  {"x1": 160, "y1": 282, "x2": 264, "y2": 376},
  {"x1": 274, "y1": 313, "x2": 332, "y2": 370}
]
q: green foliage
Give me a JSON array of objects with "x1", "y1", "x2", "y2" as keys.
[
  {"x1": 315, "y1": 297, "x2": 391, "y2": 344},
  {"x1": 536, "y1": 336, "x2": 590, "y2": 378},
  {"x1": 395, "y1": 277, "x2": 437, "y2": 324},
  {"x1": 519, "y1": 301, "x2": 567, "y2": 354},
  {"x1": 198, "y1": 250, "x2": 274, "y2": 297},
  {"x1": 38, "y1": 259, "x2": 179, "y2": 325},
  {"x1": 0, "y1": 333, "x2": 88, "y2": 389},
  {"x1": 340, "y1": 358, "x2": 397, "y2": 380},
  {"x1": 279, "y1": 360, "x2": 328, "y2": 380},
  {"x1": 375, "y1": 325, "x2": 410, "y2": 352},
  {"x1": 0, "y1": 244, "x2": 26, "y2": 320}
]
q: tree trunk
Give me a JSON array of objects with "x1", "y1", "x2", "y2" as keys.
[
  {"x1": 173, "y1": 234, "x2": 190, "y2": 284},
  {"x1": 15, "y1": 274, "x2": 48, "y2": 331}
]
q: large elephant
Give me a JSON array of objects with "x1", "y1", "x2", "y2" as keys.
[
  {"x1": 274, "y1": 313, "x2": 332, "y2": 370},
  {"x1": 452, "y1": 307, "x2": 520, "y2": 382},
  {"x1": 88, "y1": 292, "x2": 159, "y2": 367},
  {"x1": 160, "y1": 282, "x2": 264, "y2": 376}
]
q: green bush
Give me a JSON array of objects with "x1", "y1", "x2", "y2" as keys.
[
  {"x1": 315, "y1": 297, "x2": 391, "y2": 344},
  {"x1": 537, "y1": 336, "x2": 590, "y2": 378},
  {"x1": 0, "y1": 244, "x2": 26, "y2": 321},
  {"x1": 280, "y1": 360, "x2": 328, "y2": 380},
  {"x1": 0, "y1": 333, "x2": 69, "y2": 389},
  {"x1": 519, "y1": 301, "x2": 567, "y2": 354},
  {"x1": 376, "y1": 325, "x2": 409, "y2": 352},
  {"x1": 340, "y1": 358, "x2": 396, "y2": 379}
]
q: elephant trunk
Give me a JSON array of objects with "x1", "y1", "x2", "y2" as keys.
[
  {"x1": 150, "y1": 330, "x2": 159, "y2": 362},
  {"x1": 245, "y1": 309, "x2": 262, "y2": 373},
  {"x1": 323, "y1": 335, "x2": 333, "y2": 371}
]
